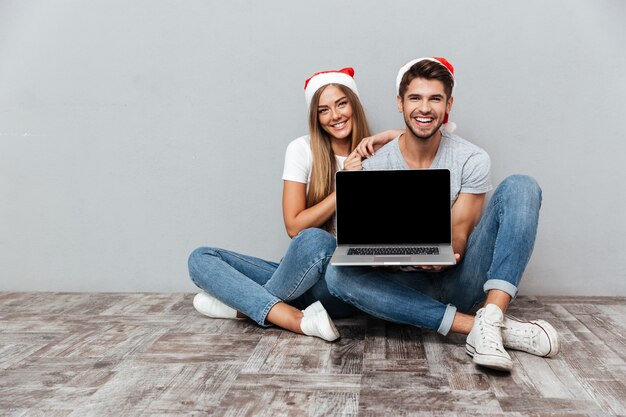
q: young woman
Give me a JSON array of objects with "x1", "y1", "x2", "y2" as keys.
[{"x1": 188, "y1": 68, "x2": 399, "y2": 341}]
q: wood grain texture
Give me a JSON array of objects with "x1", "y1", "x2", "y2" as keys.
[{"x1": 0, "y1": 292, "x2": 624, "y2": 416}]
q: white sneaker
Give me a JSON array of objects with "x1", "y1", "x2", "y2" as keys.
[
  {"x1": 299, "y1": 301, "x2": 340, "y2": 342},
  {"x1": 466, "y1": 304, "x2": 513, "y2": 372},
  {"x1": 193, "y1": 292, "x2": 239, "y2": 319},
  {"x1": 502, "y1": 315, "x2": 560, "y2": 357},
  {"x1": 302, "y1": 300, "x2": 326, "y2": 315}
]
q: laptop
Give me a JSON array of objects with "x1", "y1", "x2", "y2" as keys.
[{"x1": 330, "y1": 169, "x2": 456, "y2": 266}]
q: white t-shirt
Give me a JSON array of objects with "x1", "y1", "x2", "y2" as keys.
[{"x1": 282, "y1": 135, "x2": 347, "y2": 184}]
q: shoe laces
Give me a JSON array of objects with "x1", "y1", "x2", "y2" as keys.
[
  {"x1": 504, "y1": 321, "x2": 539, "y2": 349},
  {"x1": 479, "y1": 313, "x2": 506, "y2": 354}
]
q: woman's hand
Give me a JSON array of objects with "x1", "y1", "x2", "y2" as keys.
[
  {"x1": 355, "y1": 129, "x2": 404, "y2": 158},
  {"x1": 343, "y1": 150, "x2": 363, "y2": 171}
]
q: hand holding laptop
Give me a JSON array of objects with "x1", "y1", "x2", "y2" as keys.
[{"x1": 397, "y1": 253, "x2": 461, "y2": 271}]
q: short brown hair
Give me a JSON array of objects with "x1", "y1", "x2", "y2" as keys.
[{"x1": 398, "y1": 60, "x2": 454, "y2": 99}]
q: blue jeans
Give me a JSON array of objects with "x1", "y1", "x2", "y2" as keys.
[
  {"x1": 188, "y1": 228, "x2": 354, "y2": 326},
  {"x1": 325, "y1": 175, "x2": 542, "y2": 335}
]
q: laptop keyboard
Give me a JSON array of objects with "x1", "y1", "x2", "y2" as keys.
[{"x1": 347, "y1": 247, "x2": 439, "y2": 256}]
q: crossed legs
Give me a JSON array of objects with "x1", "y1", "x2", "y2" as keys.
[
  {"x1": 326, "y1": 175, "x2": 558, "y2": 370},
  {"x1": 188, "y1": 228, "x2": 351, "y2": 341}
]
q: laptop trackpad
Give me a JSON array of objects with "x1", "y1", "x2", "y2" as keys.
[{"x1": 375, "y1": 256, "x2": 412, "y2": 263}]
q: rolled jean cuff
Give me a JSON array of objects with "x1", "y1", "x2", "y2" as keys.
[
  {"x1": 483, "y1": 279, "x2": 519, "y2": 299},
  {"x1": 437, "y1": 304, "x2": 457, "y2": 336},
  {"x1": 258, "y1": 297, "x2": 282, "y2": 327}
]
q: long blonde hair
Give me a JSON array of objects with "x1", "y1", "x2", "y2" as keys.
[{"x1": 306, "y1": 84, "x2": 371, "y2": 210}]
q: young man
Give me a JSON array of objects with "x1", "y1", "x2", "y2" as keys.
[{"x1": 326, "y1": 57, "x2": 560, "y2": 372}]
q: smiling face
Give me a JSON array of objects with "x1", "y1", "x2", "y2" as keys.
[
  {"x1": 398, "y1": 77, "x2": 453, "y2": 142},
  {"x1": 317, "y1": 84, "x2": 354, "y2": 141}
]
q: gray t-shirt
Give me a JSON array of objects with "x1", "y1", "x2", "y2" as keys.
[{"x1": 362, "y1": 131, "x2": 492, "y2": 205}]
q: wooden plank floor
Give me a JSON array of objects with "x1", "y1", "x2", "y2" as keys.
[{"x1": 1, "y1": 293, "x2": 625, "y2": 416}]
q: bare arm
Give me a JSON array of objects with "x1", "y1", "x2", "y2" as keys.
[
  {"x1": 450, "y1": 192, "x2": 486, "y2": 260},
  {"x1": 282, "y1": 180, "x2": 336, "y2": 238},
  {"x1": 411, "y1": 192, "x2": 485, "y2": 272},
  {"x1": 355, "y1": 129, "x2": 404, "y2": 158}
]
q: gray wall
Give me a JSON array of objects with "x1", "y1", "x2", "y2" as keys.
[{"x1": 1, "y1": 0, "x2": 625, "y2": 295}]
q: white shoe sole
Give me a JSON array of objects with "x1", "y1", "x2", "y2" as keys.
[
  {"x1": 535, "y1": 320, "x2": 560, "y2": 357},
  {"x1": 465, "y1": 342, "x2": 477, "y2": 357},
  {"x1": 466, "y1": 342, "x2": 512, "y2": 372},
  {"x1": 473, "y1": 353, "x2": 513, "y2": 372}
]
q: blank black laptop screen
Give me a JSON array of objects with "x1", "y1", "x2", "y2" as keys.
[{"x1": 335, "y1": 169, "x2": 451, "y2": 245}]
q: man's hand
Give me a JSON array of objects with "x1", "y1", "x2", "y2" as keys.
[
  {"x1": 399, "y1": 253, "x2": 461, "y2": 272},
  {"x1": 343, "y1": 150, "x2": 363, "y2": 171}
]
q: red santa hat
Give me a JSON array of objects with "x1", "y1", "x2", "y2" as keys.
[
  {"x1": 304, "y1": 67, "x2": 360, "y2": 107},
  {"x1": 396, "y1": 57, "x2": 456, "y2": 133}
]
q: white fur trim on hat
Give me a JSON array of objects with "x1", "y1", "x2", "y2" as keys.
[
  {"x1": 304, "y1": 68, "x2": 359, "y2": 107},
  {"x1": 395, "y1": 57, "x2": 456, "y2": 95}
]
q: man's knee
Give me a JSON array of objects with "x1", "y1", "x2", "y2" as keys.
[{"x1": 499, "y1": 175, "x2": 542, "y2": 210}]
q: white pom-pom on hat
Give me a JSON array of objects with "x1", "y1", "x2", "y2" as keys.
[{"x1": 442, "y1": 121, "x2": 457, "y2": 134}]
